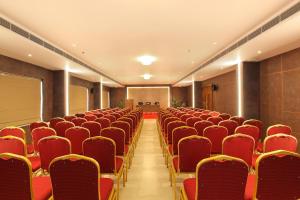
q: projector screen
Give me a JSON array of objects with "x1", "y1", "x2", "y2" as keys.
[{"x1": 127, "y1": 87, "x2": 169, "y2": 108}]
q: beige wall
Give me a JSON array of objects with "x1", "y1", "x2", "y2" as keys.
[
  {"x1": 0, "y1": 73, "x2": 41, "y2": 128},
  {"x1": 127, "y1": 87, "x2": 169, "y2": 108},
  {"x1": 69, "y1": 85, "x2": 88, "y2": 115},
  {"x1": 102, "y1": 86, "x2": 110, "y2": 109}
]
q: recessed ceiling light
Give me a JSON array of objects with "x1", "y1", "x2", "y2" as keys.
[
  {"x1": 257, "y1": 50, "x2": 262, "y2": 54},
  {"x1": 213, "y1": 42, "x2": 217, "y2": 45},
  {"x1": 137, "y1": 55, "x2": 157, "y2": 66},
  {"x1": 191, "y1": 61, "x2": 195, "y2": 64},
  {"x1": 28, "y1": 54, "x2": 32, "y2": 57},
  {"x1": 142, "y1": 73, "x2": 152, "y2": 80},
  {"x1": 72, "y1": 43, "x2": 77, "y2": 47}
]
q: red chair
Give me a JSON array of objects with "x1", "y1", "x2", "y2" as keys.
[
  {"x1": 64, "y1": 115, "x2": 76, "y2": 122},
  {"x1": 264, "y1": 133, "x2": 297, "y2": 153},
  {"x1": 84, "y1": 114, "x2": 97, "y2": 121},
  {"x1": 31, "y1": 127, "x2": 56, "y2": 153},
  {"x1": 243, "y1": 119, "x2": 263, "y2": 139},
  {"x1": 75, "y1": 113, "x2": 85, "y2": 118},
  {"x1": 218, "y1": 120, "x2": 238, "y2": 135},
  {"x1": 94, "y1": 113, "x2": 104, "y2": 118},
  {"x1": 170, "y1": 126, "x2": 197, "y2": 156},
  {"x1": 54, "y1": 121, "x2": 75, "y2": 137},
  {"x1": 180, "y1": 114, "x2": 194, "y2": 122},
  {"x1": 209, "y1": 111, "x2": 220, "y2": 117},
  {"x1": 245, "y1": 150, "x2": 300, "y2": 200},
  {"x1": 95, "y1": 117, "x2": 111, "y2": 129},
  {"x1": 49, "y1": 117, "x2": 65, "y2": 128},
  {"x1": 200, "y1": 114, "x2": 212, "y2": 120},
  {"x1": 266, "y1": 124, "x2": 292, "y2": 136},
  {"x1": 207, "y1": 116, "x2": 223, "y2": 125},
  {"x1": 83, "y1": 136, "x2": 125, "y2": 198},
  {"x1": 230, "y1": 116, "x2": 245, "y2": 126},
  {"x1": 104, "y1": 115, "x2": 117, "y2": 123},
  {"x1": 193, "y1": 112, "x2": 202, "y2": 117},
  {"x1": 222, "y1": 134, "x2": 255, "y2": 167},
  {"x1": 219, "y1": 113, "x2": 231, "y2": 120},
  {"x1": 0, "y1": 136, "x2": 41, "y2": 172},
  {"x1": 101, "y1": 127, "x2": 126, "y2": 156},
  {"x1": 65, "y1": 127, "x2": 90, "y2": 155},
  {"x1": 38, "y1": 136, "x2": 71, "y2": 172},
  {"x1": 82, "y1": 121, "x2": 102, "y2": 137},
  {"x1": 111, "y1": 113, "x2": 121, "y2": 120},
  {"x1": 175, "y1": 112, "x2": 185, "y2": 118},
  {"x1": 49, "y1": 154, "x2": 115, "y2": 200},
  {"x1": 71, "y1": 117, "x2": 88, "y2": 126},
  {"x1": 163, "y1": 117, "x2": 180, "y2": 136},
  {"x1": 0, "y1": 153, "x2": 52, "y2": 200},
  {"x1": 29, "y1": 122, "x2": 48, "y2": 132},
  {"x1": 111, "y1": 121, "x2": 131, "y2": 145},
  {"x1": 118, "y1": 117, "x2": 134, "y2": 138},
  {"x1": 186, "y1": 117, "x2": 202, "y2": 127},
  {"x1": 235, "y1": 125, "x2": 260, "y2": 147},
  {"x1": 166, "y1": 121, "x2": 186, "y2": 145},
  {"x1": 125, "y1": 114, "x2": 137, "y2": 132},
  {"x1": 194, "y1": 120, "x2": 214, "y2": 136},
  {"x1": 181, "y1": 155, "x2": 248, "y2": 200},
  {"x1": 203, "y1": 125, "x2": 228, "y2": 154}
]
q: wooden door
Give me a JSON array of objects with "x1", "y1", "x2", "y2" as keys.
[{"x1": 202, "y1": 85, "x2": 213, "y2": 110}]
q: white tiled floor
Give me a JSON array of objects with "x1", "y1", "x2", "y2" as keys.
[{"x1": 119, "y1": 119, "x2": 173, "y2": 200}]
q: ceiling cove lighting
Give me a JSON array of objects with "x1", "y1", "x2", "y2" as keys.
[
  {"x1": 40, "y1": 81, "x2": 43, "y2": 121},
  {"x1": 100, "y1": 80, "x2": 103, "y2": 109},
  {"x1": 126, "y1": 86, "x2": 170, "y2": 107},
  {"x1": 64, "y1": 70, "x2": 69, "y2": 115},
  {"x1": 192, "y1": 79, "x2": 195, "y2": 108},
  {"x1": 237, "y1": 61, "x2": 243, "y2": 117},
  {"x1": 137, "y1": 55, "x2": 157, "y2": 66},
  {"x1": 143, "y1": 73, "x2": 152, "y2": 80},
  {"x1": 86, "y1": 88, "x2": 89, "y2": 111}
]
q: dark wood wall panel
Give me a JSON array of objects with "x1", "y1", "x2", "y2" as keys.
[
  {"x1": 110, "y1": 87, "x2": 126, "y2": 108},
  {"x1": 171, "y1": 87, "x2": 188, "y2": 107}
]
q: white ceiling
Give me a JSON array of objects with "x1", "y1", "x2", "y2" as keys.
[{"x1": 0, "y1": 0, "x2": 298, "y2": 85}]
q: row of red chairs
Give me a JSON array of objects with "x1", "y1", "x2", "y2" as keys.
[
  {"x1": 158, "y1": 107, "x2": 300, "y2": 200},
  {"x1": 0, "y1": 107, "x2": 144, "y2": 200}
]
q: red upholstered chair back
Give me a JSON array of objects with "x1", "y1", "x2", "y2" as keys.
[
  {"x1": 38, "y1": 136, "x2": 71, "y2": 171},
  {"x1": 0, "y1": 153, "x2": 33, "y2": 200},
  {"x1": 111, "y1": 121, "x2": 131, "y2": 144},
  {"x1": 71, "y1": 117, "x2": 88, "y2": 126},
  {"x1": 54, "y1": 121, "x2": 75, "y2": 137},
  {"x1": 235, "y1": 125, "x2": 260, "y2": 146},
  {"x1": 229, "y1": 116, "x2": 245, "y2": 126},
  {"x1": 264, "y1": 134, "x2": 298, "y2": 153},
  {"x1": 95, "y1": 117, "x2": 111, "y2": 129},
  {"x1": 180, "y1": 114, "x2": 193, "y2": 122},
  {"x1": 193, "y1": 112, "x2": 202, "y2": 117},
  {"x1": 187, "y1": 110, "x2": 195, "y2": 115},
  {"x1": 32, "y1": 127, "x2": 56, "y2": 153},
  {"x1": 111, "y1": 113, "x2": 121, "y2": 120},
  {"x1": 64, "y1": 115, "x2": 76, "y2": 122},
  {"x1": 202, "y1": 110, "x2": 211, "y2": 114},
  {"x1": 160, "y1": 113, "x2": 172, "y2": 130},
  {"x1": 65, "y1": 127, "x2": 90, "y2": 155},
  {"x1": 172, "y1": 126, "x2": 197, "y2": 155},
  {"x1": 194, "y1": 120, "x2": 214, "y2": 136},
  {"x1": 50, "y1": 154, "x2": 100, "y2": 200},
  {"x1": 195, "y1": 155, "x2": 248, "y2": 200},
  {"x1": 104, "y1": 115, "x2": 117, "y2": 123},
  {"x1": 207, "y1": 116, "x2": 223, "y2": 125},
  {"x1": 266, "y1": 124, "x2": 292, "y2": 136},
  {"x1": 178, "y1": 136, "x2": 211, "y2": 172},
  {"x1": 49, "y1": 117, "x2": 65, "y2": 129},
  {"x1": 203, "y1": 125, "x2": 228, "y2": 153},
  {"x1": 81, "y1": 121, "x2": 102, "y2": 137},
  {"x1": 126, "y1": 114, "x2": 137, "y2": 130},
  {"x1": 222, "y1": 134, "x2": 255, "y2": 166},
  {"x1": 209, "y1": 111, "x2": 220, "y2": 117},
  {"x1": 218, "y1": 120, "x2": 239, "y2": 135},
  {"x1": 166, "y1": 121, "x2": 186, "y2": 144},
  {"x1": 200, "y1": 114, "x2": 212, "y2": 120},
  {"x1": 101, "y1": 127, "x2": 125, "y2": 156},
  {"x1": 118, "y1": 117, "x2": 134, "y2": 137},
  {"x1": 243, "y1": 119, "x2": 263, "y2": 138},
  {"x1": 29, "y1": 121, "x2": 48, "y2": 132},
  {"x1": 186, "y1": 117, "x2": 202, "y2": 127},
  {"x1": 93, "y1": 113, "x2": 104, "y2": 118},
  {"x1": 219, "y1": 113, "x2": 231, "y2": 120},
  {"x1": 75, "y1": 113, "x2": 85, "y2": 118},
  {"x1": 163, "y1": 117, "x2": 180, "y2": 135},
  {"x1": 83, "y1": 136, "x2": 116, "y2": 173},
  {"x1": 254, "y1": 150, "x2": 300, "y2": 200},
  {"x1": 84, "y1": 114, "x2": 97, "y2": 121},
  {"x1": 175, "y1": 112, "x2": 185, "y2": 118},
  {"x1": 0, "y1": 127, "x2": 25, "y2": 139},
  {"x1": 0, "y1": 136, "x2": 26, "y2": 156}
]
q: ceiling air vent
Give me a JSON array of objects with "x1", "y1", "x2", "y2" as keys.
[
  {"x1": 29, "y1": 34, "x2": 44, "y2": 45},
  {"x1": 44, "y1": 41, "x2": 54, "y2": 51},
  {"x1": 0, "y1": 17, "x2": 10, "y2": 29},
  {"x1": 247, "y1": 28, "x2": 262, "y2": 41},
  {"x1": 262, "y1": 16, "x2": 280, "y2": 32},
  {"x1": 281, "y1": 2, "x2": 300, "y2": 21},
  {"x1": 11, "y1": 24, "x2": 29, "y2": 38}
]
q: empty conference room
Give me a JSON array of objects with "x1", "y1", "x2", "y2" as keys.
[{"x1": 1, "y1": 1, "x2": 300, "y2": 200}]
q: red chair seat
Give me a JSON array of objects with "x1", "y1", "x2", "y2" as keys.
[
  {"x1": 28, "y1": 156, "x2": 41, "y2": 172},
  {"x1": 244, "y1": 174, "x2": 255, "y2": 200},
  {"x1": 256, "y1": 142, "x2": 263, "y2": 152},
  {"x1": 183, "y1": 178, "x2": 196, "y2": 200},
  {"x1": 125, "y1": 145, "x2": 129, "y2": 154},
  {"x1": 27, "y1": 144, "x2": 34, "y2": 154},
  {"x1": 100, "y1": 178, "x2": 114, "y2": 200},
  {"x1": 172, "y1": 156, "x2": 179, "y2": 172},
  {"x1": 168, "y1": 144, "x2": 173, "y2": 155},
  {"x1": 32, "y1": 176, "x2": 52, "y2": 200},
  {"x1": 116, "y1": 157, "x2": 124, "y2": 172}
]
